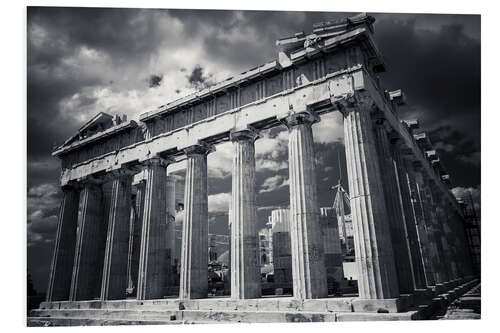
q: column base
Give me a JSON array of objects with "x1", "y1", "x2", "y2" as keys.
[
  {"x1": 433, "y1": 283, "x2": 446, "y2": 294},
  {"x1": 412, "y1": 288, "x2": 435, "y2": 305}
]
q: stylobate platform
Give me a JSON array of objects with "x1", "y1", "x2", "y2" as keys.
[{"x1": 28, "y1": 277, "x2": 478, "y2": 326}]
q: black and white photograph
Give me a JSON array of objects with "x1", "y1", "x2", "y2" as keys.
[{"x1": 12, "y1": 0, "x2": 491, "y2": 329}]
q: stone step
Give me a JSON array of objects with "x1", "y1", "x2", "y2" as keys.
[
  {"x1": 27, "y1": 308, "x2": 424, "y2": 326},
  {"x1": 30, "y1": 308, "x2": 338, "y2": 324},
  {"x1": 29, "y1": 278, "x2": 480, "y2": 326},
  {"x1": 27, "y1": 317, "x2": 179, "y2": 327},
  {"x1": 38, "y1": 297, "x2": 357, "y2": 313}
]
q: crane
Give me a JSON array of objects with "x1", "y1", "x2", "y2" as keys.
[{"x1": 331, "y1": 150, "x2": 351, "y2": 251}]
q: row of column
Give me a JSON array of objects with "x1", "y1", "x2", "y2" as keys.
[
  {"x1": 343, "y1": 98, "x2": 473, "y2": 299},
  {"x1": 46, "y1": 109, "x2": 332, "y2": 302},
  {"x1": 46, "y1": 170, "x2": 135, "y2": 302},
  {"x1": 47, "y1": 103, "x2": 473, "y2": 302}
]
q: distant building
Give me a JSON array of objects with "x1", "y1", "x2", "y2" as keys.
[
  {"x1": 258, "y1": 221, "x2": 273, "y2": 265},
  {"x1": 268, "y1": 209, "x2": 292, "y2": 285},
  {"x1": 209, "y1": 234, "x2": 230, "y2": 262},
  {"x1": 258, "y1": 208, "x2": 346, "y2": 290}
]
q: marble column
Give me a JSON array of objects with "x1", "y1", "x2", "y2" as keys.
[
  {"x1": 391, "y1": 145, "x2": 427, "y2": 290},
  {"x1": 284, "y1": 111, "x2": 327, "y2": 299},
  {"x1": 343, "y1": 103, "x2": 399, "y2": 299},
  {"x1": 136, "y1": 157, "x2": 170, "y2": 300},
  {"x1": 230, "y1": 129, "x2": 261, "y2": 299},
  {"x1": 406, "y1": 163, "x2": 436, "y2": 287},
  {"x1": 373, "y1": 119, "x2": 414, "y2": 294},
  {"x1": 69, "y1": 181, "x2": 106, "y2": 301},
  {"x1": 100, "y1": 172, "x2": 133, "y2": 300},
  {"x1": 46, "y1": 185, "x2": 80, "y2": 302},
  {"x1": 420, "y1": 177, "x2": 448, "y2": 284},
  {"x1": 428, "y1": 182, "x2": 453, "y2": 282},
  {"x1": 451, "y1": 211, "x2": 474, "y2": 276},
  {"x1": 436, "y1": 192, "x2": 459, "y2": 280},
  {"x1": 412, "y1": 169, "x2": 440, "y2": 285},
  {"x1": 179, "y1": 144, "x2": 211, "y2": 299},
  {"x1": 444, "y1": 204, "x2": 464, "y2": 278}
]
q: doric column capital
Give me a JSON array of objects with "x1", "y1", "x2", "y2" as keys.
[
  {"x1": 141, "y1": 155, "x2": 174, "y2": 168},
  {"x1": 183, "y1": 142, "x2": 215, "y2": 156},
  {"x1": 60, "y1": 180, "x2": 80, "y2": 193},
  {"x1": 105, "y1": 166, "x2": 136, "y2": 181},
  {"x1": 229, "y1": 127, "x2": 260, "y2": 142},
  {"x1": 280, "y1": 110, "x2": 320, "y2": 128},
  {"x1": 132, "y1": 178, "x2": 146, "y2": 188},
  {"x1": 77, "y1": 174, "x2": 104, "y2": 187}
]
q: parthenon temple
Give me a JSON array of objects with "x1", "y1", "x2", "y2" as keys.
[{"x1": 31, "y1": 13, "x2": 478, "y2": 324}]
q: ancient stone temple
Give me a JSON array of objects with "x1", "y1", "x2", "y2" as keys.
[{"x1": 29, "y1": 13, "x2": 478, "y2": 325}]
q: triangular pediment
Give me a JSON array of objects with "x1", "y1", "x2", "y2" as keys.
[
  {"x1": 54, "y1": 112, "x2": 130, "y2": 154},
  {"x1": 57, "y1": 112, "x2": 114, "y2": 149}
]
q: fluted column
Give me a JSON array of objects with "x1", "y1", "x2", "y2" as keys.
[
  {"x1": 429, "y1": 182, "x2": 454, "y2": 282},
  {"x1": 391, "y1": 145, "x2": 427, "y2": 290},
  {"x1": 100, "y1": 171, "x2": 133, "y2": 300},
  {"x1": 406, "y1": 163, "x2": 436, "y2": 287},
  {"x1": 343, "y1": 102, "x2": 399, "y2": 299},
  {"x1": 230, "y1": 129, "x2": 261, "y2": 299},
  {"x1": 179, "y1": 144, "x2": 212, "y2": 299},
  {"x1": 137, "y1": 157, "x2": 170, "y2": 300},
  {"x1": 432, "y1": 187, "x2": 457, "y2": 280},
  {"x1": 444, "y1": 204, "x2": 467, "y2": 278},
  {"x1": 69, "y1": 181, "x2": 106, "y2": 301},
  {"x1": 373, "y1": 119, "x2": 414, "y2": 294},
  {"x1": 420, "y1": 176, "x2": 448, "y2": 283},
  {"x1": 46, "y1": 185, "x2": 79, "y2": 301},
  {"x1": 450, "y1": 210, "x2": 474, "y2": 276},
  {"x1": 414, "y1": 175, "x2": 441, "y2": 284},
  {"x1": 283, "y1": 111, "x2": 327, "y2": 299}
]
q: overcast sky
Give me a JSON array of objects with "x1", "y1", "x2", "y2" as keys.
[{"x1": 27, "y1": 7, "x2": 480, "y2": 292}]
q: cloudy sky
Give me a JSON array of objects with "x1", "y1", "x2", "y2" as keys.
[{"x1": 27, "y1": 7, "x2": 480, "y2": 292}]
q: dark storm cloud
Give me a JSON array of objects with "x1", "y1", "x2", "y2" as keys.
[
  {"x1": 372, "y1": 14, "x2": 480, "y2": 141},
  {"x1": 29, "y1": 7, "x2": 169, "y2": 64},
  {"x1": 426, "y1": 125, "x2": 480, "y2": 187},
  {"x1": 369, "y1": 14, "x2": 481, "y2": 186},
  {"x1": 27, "y1": 67, "x2": 100, "y2": 159},
  {"x1": 187, "y1": 65, "x2": 215, "y2": 89},
  {"x1": 168, "y1": 9, "x2": 353, "y2": 70},
  {"x1": 148, "y1": 74, "x2": 163, "y2": 88},
  {"x1": 28, "y1": 7, "x2": 146, "y2": 157},
  {"x1": 27, "y1": 7, "x2": 185, "y2": 170}
]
